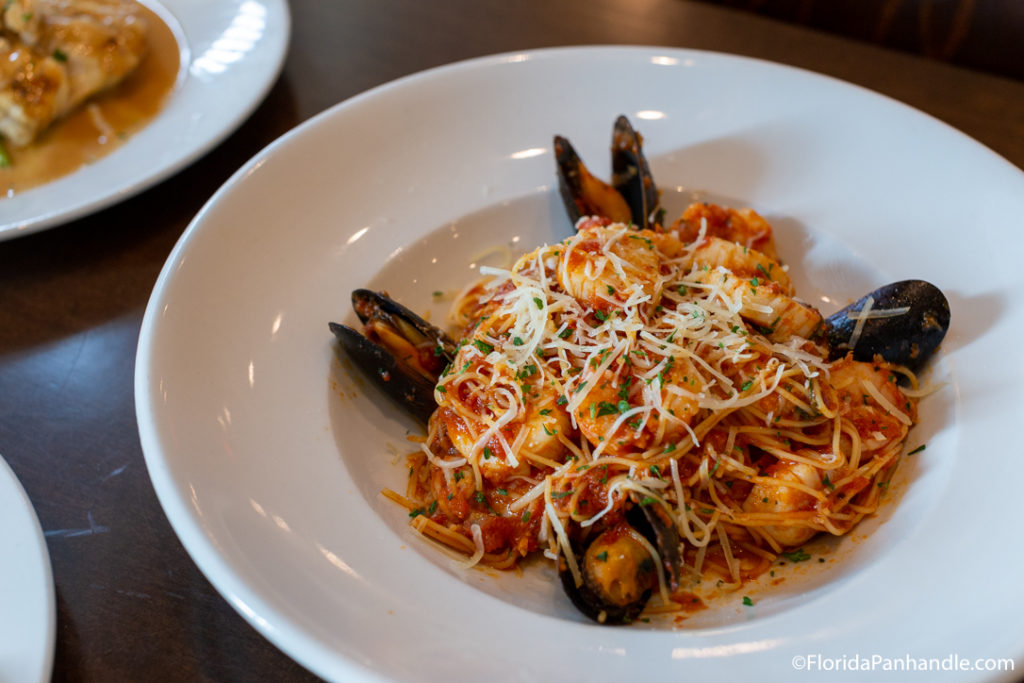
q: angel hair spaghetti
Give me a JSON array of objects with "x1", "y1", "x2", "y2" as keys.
[{"x1": 375, "y1": 204, "x2": 928, "y2": 622}]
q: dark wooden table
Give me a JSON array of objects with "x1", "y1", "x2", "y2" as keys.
[{"x1": 2, "y1": 1, "x2": 1022, "y2": 680}]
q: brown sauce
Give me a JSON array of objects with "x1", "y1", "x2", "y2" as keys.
[{"x1": 1, "y1": 3, "x2": 181, "y2": 197}]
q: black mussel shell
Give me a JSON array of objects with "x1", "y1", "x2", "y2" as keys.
[
  {"x1": 559, "y1": 498, "x2": 682, "y2": 625},
  {"x1": 559, "y1": 524, "x2": 654, "y2": 625},
  {"x1": 351, "y1": 289, "x2": 457, "y2": 361},
  {"x1": 824, "y1": 280, "x2": 950, "y2": 372},
  {"x1": 611, "y1": 115, "x2": 659, "y2": 230},
  {"x1": 554, "y1": 134, "x2": 633, "y2": 228},
  {"x1": 329, "y1": 322, "x2": 438, "y2": 424},
  {"x1": 629, "y1": 497, "x2": 681, "y2": 592}
]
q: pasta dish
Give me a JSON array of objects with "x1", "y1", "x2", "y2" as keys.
[{"x1": 376, "y1": 203, "x2": 930, "y2": 622}]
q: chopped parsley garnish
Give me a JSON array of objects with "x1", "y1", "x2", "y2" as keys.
[
  {"x1": 517, "y1": 364, "x2": 538, "y2": 381},
  {"x1": 742, "y1": 596, "x2": 754, "y2": 606},
  {"x1": 907, "y1": 444, "x2": 926, "y2": 455},
  {"x1": 472, "y1": 339, "x2": 493, "y2": 354},
  {"x1": 780, "y1": 549, "x2": 811, "y2": 563}
]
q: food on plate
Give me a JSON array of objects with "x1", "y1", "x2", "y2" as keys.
[
  {"x1": 1, "y1": 0, "x2": 178, "y2": 195},
  {"x1": 331, "y1": 117, "x2": 949, "y2": 624},
  {"x1": 0, "y1": 0, "x2": 146, "y2": 147}
]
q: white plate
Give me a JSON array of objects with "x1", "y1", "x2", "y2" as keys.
[
  {"x1": 0, "y1": 454, "x2": 55, "y2": 683},
  {"x1": 0, "y1": 0, "x2": 290, "y2": 241},
  {"x1": 136, "y1": 47, "x2": 1024, "y2": 681}
]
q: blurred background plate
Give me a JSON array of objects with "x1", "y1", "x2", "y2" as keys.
[{"x1": 0, "y1": 0, "x2": 290, "y2": 241}]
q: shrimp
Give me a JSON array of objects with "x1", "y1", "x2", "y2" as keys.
[
  {"x1": 687, "y1": 236, "x2": 792, "y2": 294},
  {"x1": 435, "y1": 346, "x2": 573, "y2": 484},
  {"x1": 557, "y1": 221, "x2": 663, "y2": 313},
  {"x1": 670, "y1": 203, "x2": 778, "y2": 260},
  {"x1": 742, "y1": 460, "x2": 824, "y2": 547},
  {"x1": 573, "y1": 355, "x2": 703, "y2": 457},
  {"x1": 688, "y1": 266, "x2": 823, "y2": 342},
  {"x1": 828, "y1": 355, "x2": 916, "y2": 451}
]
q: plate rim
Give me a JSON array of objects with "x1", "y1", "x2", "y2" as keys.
[{"x1": 0, "y1": 454, "x2": 56, "y2": 683}]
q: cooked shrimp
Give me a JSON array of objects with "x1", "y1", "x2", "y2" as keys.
[
  {"x1": 573, "y1": 355, "x2": 703, "y2": 457},
  {"x1": 436, "y1": 348, "x2": 572, "y2": 483},
  {"x1": 670, "y1": 203, "x2": 778, "y2": 260},
  {"x1": 557, "y1": 221, "x2": 663, "y2": 313},
  {"x1": 743, "y1": 460, "x2": 824, "y2": 547},
  {"x1": 687, "y1": 236, "x2": 792, "y2": 294},
  {"x1": 828, "y1": 355, "x2": 915, "y2": 451},
  {"x1": 688, "y1": 266, "x2": 822, "y2": 342}
]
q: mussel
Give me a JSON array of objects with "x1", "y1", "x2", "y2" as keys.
[
  {"x1": 559, "y1": 495, "x2": 681, "y2": 625},
  {"x1": 329, "y1": 289, "x2": 455, "y2": 424},
  {"x1": 555, "y1": 115, "x2": 659, "y2": 230},
  {"x1": 611, "y1": 115, "x2": 660, "y2": 230},
  {"x1": 823, "y1": 279, "x2": 950, "y2": 372}
]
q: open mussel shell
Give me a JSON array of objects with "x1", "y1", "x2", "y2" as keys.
[
  {"x1": 553, "y1": 135, "x2": 633, "y2": 228},
  {"x1": 611, "y1": 115, "x2": 659, "y2": 230},
  {"x1": 330, "y1": 289, "x2": 455, "y2": 424},
  {"x1": 630, "y1": 497, "x2": 681, "y2": 591},
  {"x1": 351, "y1": 289, "x2": 457, "y2": 359},
  {"x1": 823, "y1": 279, "x2": 950, "y2": 372},
  {"x1": 559, "y1": 523, "x2": 654, "y2": 625},
  {"x1": 559, "y1": 496, "x2": 681, "y2": 625},
  {"x1": 329, "y1": 322, "x2": 438, "y2": 424},
  {"x1": 553, "y1": 116, "x2": 660, "y2": 231}
]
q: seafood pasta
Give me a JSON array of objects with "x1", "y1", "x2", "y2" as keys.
[{"x1": 379, "y1": 203, "x2": 926, "y2": 621}]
